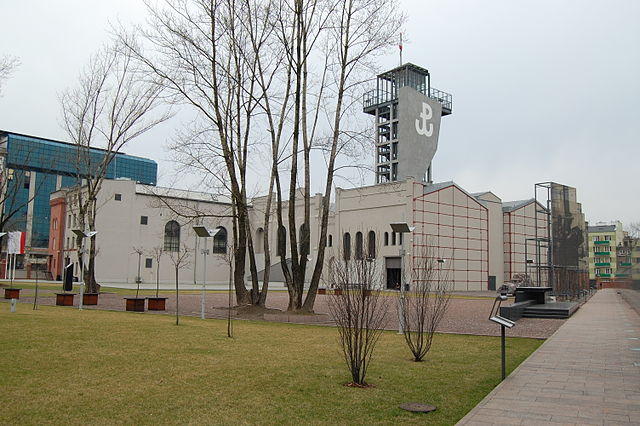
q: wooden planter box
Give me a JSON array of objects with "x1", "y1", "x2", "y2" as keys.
[
  {"x1": 83, "y1": 293, "x2": 99, "y2": 305},
  {"x1": 56, "y1": 293, "x2": 75, "y2": 306},
  {"x1": 317, "y1": 288, "x2": 327, "y2": 295},
  {"x1": 125, "y1": 298, "x2": 145, "y2": 312},
  {"x1": 146, "y1": 297, "x2": 168, "y2": 311},
  {"x1": 4, "y1": 288, "x2": 21, "y2": 299}
]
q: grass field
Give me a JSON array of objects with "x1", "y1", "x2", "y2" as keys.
[{"x1": 0, "y1": 304, "x2": 541, "y2": 425}]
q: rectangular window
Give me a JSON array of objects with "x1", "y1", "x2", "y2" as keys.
[
  {"x1": 140, "y1": 216, "x2": 148, "y2": 225},
  {"x1": 115, "y1": 193, "x2": 122, "y2": 201},
  {"x1": 604, "y1": 235, "x2": 611, "y2": 241},
  {"x1": 595, "y1": 268, "x2": 600, "y2": 275},
  {"x1": 145, "y1": 258, "x2": 153, "y2": 268}
]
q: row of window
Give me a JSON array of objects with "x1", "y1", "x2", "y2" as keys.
[
  {"x1": 163, "y1": 221, "x2": 227, "y2": 253},
  {"x1": 592, "y1": 235, "x2": 611, "y2": 241},
  {"x1": 256, "y1": 227, "x2": 406, "y2": 259}
]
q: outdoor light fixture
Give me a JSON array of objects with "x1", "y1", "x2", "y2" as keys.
[
  {"x1": 71, "y1": 229, "x2": 97, "y2": 311},
  {"x1": 390, "y1": 222, "x2": 415, "y2": 335},
  {"x1": 192, "y1": 226, "x2": 221, "y2": 320},
  {"x1": 488, "y1": 295, "x2": 515, "y2": 380}
]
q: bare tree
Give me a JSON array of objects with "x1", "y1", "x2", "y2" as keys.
[
  {"x1": 120, "y1": 0, "x2": 276, "y2": 307},
  {"x1": 169, "y1": 244, "x2": 191, "y2": 325},
  {"x1": 217, "y1": 242, "x2": 235, "y2": 338},
  {"x1": 123, "y1": 0, "x2": 403, "y2": 313},
  {"x1": 328, "y1": 249, "x2": 388, "y2": 386},
  {"x1": 402, "y1": 245, "x2": 452, "y2": 362},
  {"x1": 151, "y1": 245, "x2": 163, "y2": 297},
  {"x1": 0, "y1": 55, "x2": 20, "y2": 94},
  {"x1": 132, "y1": 246, "x2": 145, "y2": 299},
  {"x1": 627, "y1": 222, "x2": 640, "y2": 239},
  {"x1": 272, "y1": 0, "x2": 404, "y2": 312},
  {"x1": 60, "y1": 41, "x2": 169, "y2": 293}
]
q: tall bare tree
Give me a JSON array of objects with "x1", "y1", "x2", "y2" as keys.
[
  {"x1": 122, "y1": 0, "x2": 402, "y2": 312},
  {"x1": 121, "y1": 0, "x2": 278, "y2": 306},
  {"x1": 60, "y1": 42, "x2": 169, "y2": 293},
  {"x1": 328, "y1": 249, "x2": 388, "y2": 386},
  {"x1": 402, "y1": 245, "x2": 452, "y2": 362},
  {"x1": 272, "y1": 0, "x2": 404, "y2": 312}
]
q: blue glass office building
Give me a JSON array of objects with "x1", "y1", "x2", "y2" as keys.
[{"x1": 0, "y1": 131, "x2": 157, "y2": 248}]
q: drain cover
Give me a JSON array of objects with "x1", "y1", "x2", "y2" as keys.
[{"x1": 399, "y1": 403, "x2": 437, "y2": 413}]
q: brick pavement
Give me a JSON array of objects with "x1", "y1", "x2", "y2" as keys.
[{"x1": 458, "y1": 289, "x2": 640, "y2": 425}]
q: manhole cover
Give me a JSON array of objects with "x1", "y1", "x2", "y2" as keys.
[{"x1": 399, "y1": 403, "x2": 436, "y2": 413}]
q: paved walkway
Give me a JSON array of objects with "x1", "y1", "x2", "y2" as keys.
[{"x1": 458, "y1": 289, "x2": 640, "y2": 425}]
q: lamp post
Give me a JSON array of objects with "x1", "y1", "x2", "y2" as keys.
[
  {"x1": 71, "y1": 229, "x2": 97, "y2": 311},
  {"x1": 193, "y1": 226, "x2": 220, "y2": 320},
  {"x1": 390, "y1": 222, "x2": 415, "y2": 335}
]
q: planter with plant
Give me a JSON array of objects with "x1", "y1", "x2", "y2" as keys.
[{"x1": 125, "y1": 248, "x2": 145, "y2": 312}]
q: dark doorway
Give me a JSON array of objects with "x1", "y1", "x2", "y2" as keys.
[
  {"x1": 488, "y1": 275, "x2": 496, "y2": 291},
  {"x1": 387, "y1": 268, "x2": 401, "y2": 290}
]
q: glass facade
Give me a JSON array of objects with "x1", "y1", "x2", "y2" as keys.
[{"x1": 1, "y1": 132, "x2": 158, "y2": 248}]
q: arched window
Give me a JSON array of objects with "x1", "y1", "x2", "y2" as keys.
[
  {"x1": 328, "y1": 234, "x2": 333, "y2": 247},
  {"x1": 355, "y1": 232, "x2": 363, "y2": 260},
  {"x1": 212, "y1": 226, "x2": 227, "y2": 253},
  {"x1": 368, "y1": 231, "x2": 376, "y2": 259},
  {"x1": 164, "y1": 221, "x2": 180, "y2": 252},
  {"x1": 277, "y1": 226, "x2": 287, "y2": 257},
  {"x1": 255, "y1": 228, "x2": 264, "y2": 254},
  {"x1": 299, "y1": 223, "x2": 310, "y2": 255},
  {"x1": 343, "y1": 232, "x2": 351, "y2": 260},
  {"x1": 384, "y1": 232, "x2": 389, "y2": 246}
]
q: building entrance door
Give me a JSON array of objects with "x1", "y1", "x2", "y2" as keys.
[
  {"x1": 386, "y1": 268, "x2": 401, "y2": 289},
  {"x1": 385, "y1": 256, "x2": 402, "y2": 290}
]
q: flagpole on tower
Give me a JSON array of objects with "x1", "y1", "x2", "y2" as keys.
[{"x1": 399, "y1": 32, "x2": 403, "y2": 66}]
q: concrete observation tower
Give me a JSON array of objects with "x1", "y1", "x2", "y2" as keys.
[{"x1": 363, "y1": 63, "x2": 452, "y2": 184}]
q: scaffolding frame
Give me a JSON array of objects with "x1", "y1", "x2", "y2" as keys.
[{"x1": 534, "y1": 182, "x2": 554, "y2": 288}]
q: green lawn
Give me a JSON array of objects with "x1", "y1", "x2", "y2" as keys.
[{"x1": 0, "y1": 305, "x2": 541, "y2": 425}]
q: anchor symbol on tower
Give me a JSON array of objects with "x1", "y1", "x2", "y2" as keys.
[{"x1": 415, "y1": 102, "x2": 433, "y2": 137}]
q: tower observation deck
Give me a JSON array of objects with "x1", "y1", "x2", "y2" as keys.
[{"x1": 363, "y1": 63, "x2": 452, "y2": 184}]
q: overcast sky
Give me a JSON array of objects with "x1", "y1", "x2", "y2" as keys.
[{"x1": 1, "y1": 1, "x2": 638, "y2": 226}]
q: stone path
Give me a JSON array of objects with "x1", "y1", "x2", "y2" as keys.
[
  {"x1": 458, "y1": 289, "x2": 640, "y2": 425},
  {"x1": 3, "y1": 285, "x2": 564, "y2": 338}
]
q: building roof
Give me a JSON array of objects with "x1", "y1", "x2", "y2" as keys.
[
  {"x1": 136, "y1": 184, "x2": 229, "y2": 204},
  {"x1": 502, "y1": 199, "x2": 535, "y2": 212},
  {"x1": 0, "y1": 129, "x2": 154, "y2": 163},
  {"x1": 422, "y1": 180, "x2": 456, "y2": 195},
  {"x1": 587, "y1": 225, "x2": 616, "y2": 233}
]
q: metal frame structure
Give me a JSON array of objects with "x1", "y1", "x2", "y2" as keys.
[
  {"x1": 533, "y1": 182, "x2": 590, "y2": 300},
  {"x1": 534, "y1": 182, "x2": 554, "y2": 288},
  {"x1": 362, "y1": 64, "x2": 452, "y2": 184}
]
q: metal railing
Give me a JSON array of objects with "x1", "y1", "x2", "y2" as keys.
[{"x1": 363, "y1": 86, "x2": 452, "y2": 112}]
